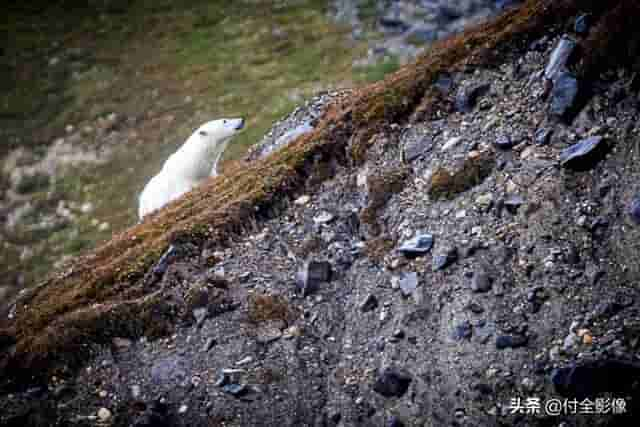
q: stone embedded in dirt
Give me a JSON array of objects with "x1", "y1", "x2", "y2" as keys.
[
  {"x1": 495, "y1": 334, "x2": 528, "y2": 349},
  {"x1": 534, "y1": 127, "x2": 552, "y2": 145},
  {"x1": 544, "y1": 36, "x2": 576, "y2": 82},
  {"x1": 453, "y1": 321, "x2": 472, "y2": 341},
  {"x1": 552, "y1": 359, "x2": 640, "y2": 399},
  {"x1": 202, "y1": 337, "x2": 216, "y2": 352},
  {"x1": 112, "y1": 337, "x2": 133, "y2": 349},
  {"x1": 403, "y1": 137, "x2": 431, "y2": 162},
  {"x1": 373, "y1": 368, "x2": 412, "y2": 397},
  {"x1": 433, "y1": 246, "x2": 458, "y2": 271},
  {"x1": 193, "y1": 307, "x2": 208, "y2": 327},
  {"x1": 493, "y1": 135, "x2": 515, "y2": 150},
  {"x1": 387, "y1": 415, "x2": 404, "y2": 427},
  {"x1": 628, "y1": 197, "x2": 640, "y2": 224},
  {"x1": 559, "y1": 136, "x2": 607, "y2": 170},
  {"x1": 550, "y1": 72, "x2": 579, "y2": 117},
  {"x1": 97, "y1": 407, "x2": 112, "y2": 421},
  {"x1": 152, "y1": 245, "x2": 178, "y2": 275},
  {"x1": 398, "y1": 272, "x2": 418, "y2": 297},
  {"x1": 503, "y1": 195, "x2": 525, "y2": 214},
  {"x1": 397, "y1": 234, "x2": 434, "y2": 256},
  {"x1": 455, "y1": 82, "x2": 490, "y2": 113},
  {"x1": 214, "y1": 372, "x2": 228, "y2": 387},
  {"x1": 466, "y1": 301, "x2": 485, "y2": 314},
  {"x1": 296, "y1": 260, "x2": 332, "y2": 296},
  {"x1": 360, "y1": 293, "x2": 379, "y2": 312},
  {"x1": 471, "y1": 271, "x2": 492, "y2": 293},
  {"x1": 313, "y1": 211, "x2": 335, "y2": 225},
  {"x1": 574, "y1": 14, "x2": 590, "y2": 34},
  {"x1": 223, "y1": 384, "x2": 248, "y2": 397},
  {"x1": 441, "y1": 136, "x2": 462, "y2": 151}
]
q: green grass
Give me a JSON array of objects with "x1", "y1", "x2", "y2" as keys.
[{"x1": 355, "y1": 55, "x2": 402, "y2": 83}]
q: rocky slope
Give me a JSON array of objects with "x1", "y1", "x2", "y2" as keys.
[{"x1": 2, "y1": 1, "x2": 640, "y2": 426}]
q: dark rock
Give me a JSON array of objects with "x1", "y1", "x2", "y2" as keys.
[
  {"x1": 552, "y1": 359, "x2": 640, "y2": 399},
  {"x1": 360, "y1": 293, "x2": 379, "y2": 312},
  {"x1": 387, "y1": 415, "x2": 404, "y2": 427},
  {"x1": 550, "y1": 72, "x2": 579, "y2": 117},
  {"x1": 433, "y1": 247, "x2": 458, "y2": 271},
  {"x1": 193, "y1": 307, "x2": 208, "y2": 326},
  {"x1": 534, "y1": 128, "x2": 552, "y2": 145},
  {"x1": 398, "y1": 234, "x2": 434, "y2": 256},
  {"x1": 493, "y1": 135, "x2": 515, "y2": 150},
  {"x1": 453, "y1": 321, "x2": 472, "y2": 341},
  {"x1": 379, "y1": 17, "x2": 410, "y2": 33},
  {"x1": 471, "y1": 271, "x2": 492, "y2": 293},
  {"x1": 559, "y1": 136, "x2": 608, "y2": 170},
  {"x1": 296, "y1": 260, "x2": 332, "y2": 296},
  {"x1": 467, "y1": 301, "x2": 485, "y2": 314},
  {"x1": 202, "y1": 337, "x2": 216, "y2": 352},
  {"x1": 214, "y1": 372, "x2": 229, "y2": 387},
  {"x1": 503, "y1": 195, "x2": 525, "y2": 214},
  {"x1": 455, "y1": 83, "x2": 490, "y2": 113},
  {"x1": 434, "y1": 74, "x2": 454, "y2": 95},
  {"x1": 628, "y1": 197, "x2": 640, "y2": 224},
  {"x1": 495, "y1": 334, "x2": 528, "y2": 349},
  {"x1": 373, "y1": 368, "x2": 412, "y2": 397},
  {"x1": 152, "y1": 245, "x2": 178, "y2": 275},
  {"x1": 399, "y1": 272, "x2": 418, "y2": 297},
  {"x1": 131, "y1": 400, "x2": 172, "y2": 427},
  {"x1": 574, "y1": 14, "x2": 590, "y2": 34},
  {"x1": 223, "y1": 383, "x2": 248, "y2": 397},
  {"x1": 544, "y1": 36, "x2": 576, "y2": 81},
  {"x1": 392, "y1": 329, "x2": 405, "y2": 339}
]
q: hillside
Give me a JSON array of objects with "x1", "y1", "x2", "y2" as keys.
[{"x1": 2, "y1": 0, "x2": 640, "y2": 426}]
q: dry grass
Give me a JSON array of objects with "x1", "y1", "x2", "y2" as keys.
[
  {"x1": 2, "y1": 0, "x2": 637, "y2": 386},
  {"x1": 247, "y1": 293, "x2": 293, "y2": 325},
  {"x1": 428, "y1": 151, "x2": 496, "y2": 200}
]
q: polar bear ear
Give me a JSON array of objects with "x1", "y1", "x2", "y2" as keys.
[{"x1": 199, "y1": 130, "x2": 208, "y2": 136}]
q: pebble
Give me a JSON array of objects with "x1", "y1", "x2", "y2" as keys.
[
  {"x1": 294, "y1": 195, "x2": 311, "y2": 205},
  {"x1": 453, "y1": 321, "x2": 473, "y2": 341},
  {"x1": 495, "y1": 334, "x2": 528, "y2": 349},
  {"x1": 433, "y1": 247, "x2": 458, "y2": 271},
  {"x1": 493, "y1": 135, "x2": 515, "y2": 150},
  {"x1": 296, "y1": 260, "x2": 332, "y2": 296},
  {"x1": 441, "y1": 137, "x2": 462, "y2": 151},
  {"x1": 544, "y1": 36, "x2": 576, "y2": 81},
  {"x1": 398, "y1": 272, "x2": 418, "y2": 297},
  {"x1": 313, "y1": 212, "x2": 335, "y2": 224},
  {"x1": 373, "y1": 368, "x2": 412, "y2": 397},
  {"x1": 397, "y1": 234, "x2": 434, "y2": 256},
  {"x1": 223, "y1": 383, "x2": 248, "y2": 397},
  {"x1": 550, "y1": 72, "x2": 579, "y2": 117},
  {"x1": 534, "y1": 128, "x2": 552, "y2": 145},
  {"x1": 97, "y1": 408, "x2": 112, "y2": 421},
  {"x1": 559, "y1": 136, "x2": 606, "y2": 170},
  {"x1": 455, "y1": 82, "x2": 490, "y2": 113},
  {"x1": 471, "y1": 271, "x2": 492, "y2": 293},
  {"x1": 236, "y1": 356, "x2": 254, "y2": 366},
  {"x1": 628, "y1": 197, "x2": 640, "y2": 224},
  {"x1": 178, "y1": 404, "x2": 188, "y2": 414},
  {"x1": 360, "y1": 293, "x2": 379, "y2": 312}
]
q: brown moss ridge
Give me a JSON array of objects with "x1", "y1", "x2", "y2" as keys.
[{"x1": 0, "y1": 0, "x2": 626, "y2": 385}]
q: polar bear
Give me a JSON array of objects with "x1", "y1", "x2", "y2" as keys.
[{"x1": 138, "y1": 118, "x2": 244, "y2": 219}]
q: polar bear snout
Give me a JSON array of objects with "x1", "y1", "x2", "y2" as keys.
[{"x1": 234, "y1": 118, "x2": 245, "y2": 130}]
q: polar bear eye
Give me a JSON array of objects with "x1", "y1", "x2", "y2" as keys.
[
  {"x1": 223, "y1": 120, "x2": 227, "y2": 124},
  {"x1": 199, "y1": 130, "x2": 208, "y2": 136}
]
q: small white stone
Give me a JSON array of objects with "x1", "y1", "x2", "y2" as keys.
[
  {"x1": 294, "y1": 195, "x2": 311, "y2": 205},
  {"x1": 97, "y1": 407, "x2": 112, "y2": 421},
  {"x1": 178, "y1": 404, "x2": 188, "y2": 414},
  {"x1": 236, "y1": 356, "x2": 254, "y2": 366},
  {"x1": 441, "y1": 136, "x2": 462, "y2": 151}
]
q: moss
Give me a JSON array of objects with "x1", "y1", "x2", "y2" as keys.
[
  {"x1": 360, "y1": 167, "x2": 409, "y2": 232},
  {"x1": 247, "y1": 293, "x2": 293, "y2": 325},
  {"x1": 428, "y1": 152, "x2": 496, "y2": 200},
  {"x1": 364, "y1": 235, "x2": 396, "y2": 263}
]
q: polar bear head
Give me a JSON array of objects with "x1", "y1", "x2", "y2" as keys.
[{"x1": 197, "y1": 117, "x2": 245, "y2": 143}]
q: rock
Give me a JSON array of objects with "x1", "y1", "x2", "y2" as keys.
[
  {"x1": 294, "y1": 195, "x2": 311, "y2": 205},
  {"x1": 397, "y1": 234, "x2": 434, "y2": 256},
  {"x1": 453, "y1": 321, "x2": 472, "y2": 341},
  {"x1": 574, "y1": 14, "x2": 590, "y2": 34},
  {"x1": 544, "y1": 36, "x2": 576, "y2": 82},
  {"x1": 223, "y1": 383, "x2": 248, "y2": 397},
  {"x1": 178, "y1": 405, "x2": 188, "y2": 414},
  {"x1": 503, "y1": 195, "x2": 525, "y2": 214},
  {"x1": 493, "y1": 135, "x2": 515, "y2": 150},
  {"x1": 550, "y1": 72, "x2": 579, "y2": 117},
  {"x1": 466, "y1": 301, "x2": 485, "y2": 314},
  {"x1": 403, "y1": 137, "x2": 431, "y2": 162},
  {"x1": 214, "y1": 372, "x2": 229, "y2": 387},
  {"x1": 455, "y1": 83, "x2": 490, "y2": 113},
  {"x1": 236, "y1": 356, "x2": 253, "y2": 366},
  {"x1": 360, "y1": 293, "x2": 379, "y2": 312},
  {"x1": 131, "y1": 385, "x2": 142, "y2": 399},
  {"x1": 628, "y1": 197, "x2": 640, "y2": 224},
  {"x1": 296, "y1": 260, "x2": 332, "y2": 296},
  {"x1": 193, "y1": 307, "x2": 208, "y2": 326},
  {"x1": 552, "y1": 359, "x2": 640, "y2": 399},
  {"x1": 534, "y1": 128, "x2": 552, "y2": 145},
  {"x1": 97, "y1": 407, "x2": 112, "y2": 421},
  {"x1": 202, "y1": 337, "x2": 216, "y2": 352},
  {"x1": 398, "y1": 272, "x2": 418, "y2": 297},
  {"x1": 256, "y1": 326, "x2": 282, "y2": 344},
  {"x1": 471, "y1": 271, "x2": 492, "y2": 293},
  {"x1": 313, "y1": 212, "x2": 335, "y2": 224},
  {"x1": 373, "y1": 368, "x2": 412, "y2": 397},
  {"x1": 112, "y1": 337, "x2": 133, "y2": 349},
  {"x1": 433, "y1": 247, "x2": 458, "y2": 271},
  {"x1": 559, "y1": 136, "x2": 607, "y2": 170},
  {"x1": 441, "y1": 137, "x2": 462, "y2": 151},
  {"x1": 387, "y1": 415, "x2": 404, "y2": 427},
  {"x1": 495, "y1": 335, "x2": 528, "y2": 349}
]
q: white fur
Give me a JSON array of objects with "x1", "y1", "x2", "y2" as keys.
[{"x1": 138, "y1": 118, "x2": 244, "y2": 219}]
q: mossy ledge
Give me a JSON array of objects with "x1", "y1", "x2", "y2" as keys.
[{"x1": 2, "y1": 0, "x2": 637, "y2": 387}]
